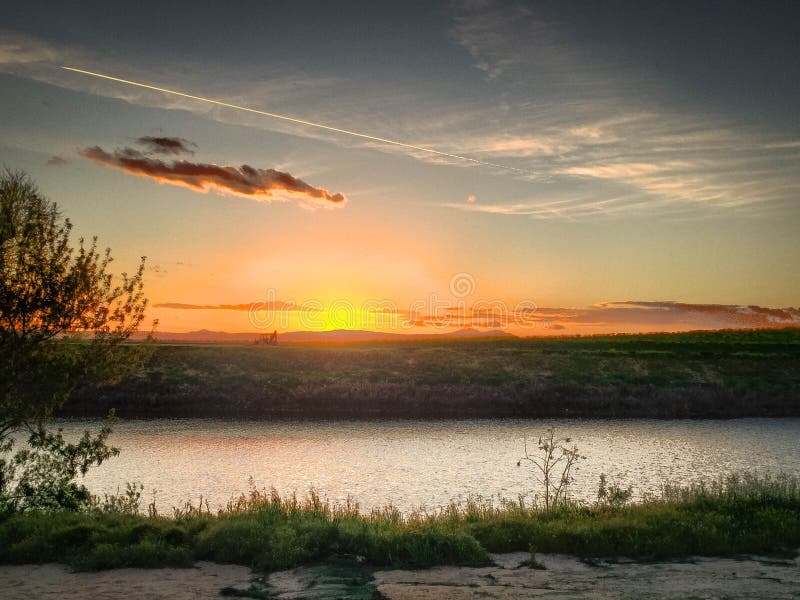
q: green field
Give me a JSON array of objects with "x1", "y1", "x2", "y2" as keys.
[{"x1": 63, "y1": 328, "x2": 800, "y2": 419}]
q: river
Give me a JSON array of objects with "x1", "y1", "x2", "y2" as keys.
[{"x1": 53, "y1": 418, "x2": 800, "y2": 514}]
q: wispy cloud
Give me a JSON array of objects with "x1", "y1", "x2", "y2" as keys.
[
  {"x1": 0, "y1": 30, "x2": 342, "y2": 137},
  {"x1": 440, "y1": 0, "x2": 800, "y2": 218},
  {"x1": 0, "y1": 31, "x2": 71, "y2": 65},
  {"x1": 472, "y1": 136, "x2": 566, "y2": 157},
  {"x1": 561, "y1": 163, "x2": 666, "y2": 179},
  {"x1": 3, "y1": 18, "x2": 799, "y2": 219}
]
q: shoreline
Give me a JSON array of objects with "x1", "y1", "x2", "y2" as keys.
[{"x1": 61, "y1": 383, "x2": 800, "y2": 420}]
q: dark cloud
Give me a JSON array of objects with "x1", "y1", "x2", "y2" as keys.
[
  {"x1": 46, "y1": 155, "x2": 68, "y2": 166},
  {"x1": 398, "y1": 300, "x2": 800, "y2": 332},
  {"x1": 136, "y1": 136, "x2": 196, "y2": 156},
  {"x1": 79, "y1": 145, "x2": 346, "y2": 206},
  {"x1": 593, "y1": 301, "x2": 800, "y2": 328},
  {"x1": 151, "y1": 299, "x2": 799, "y2": 334}
]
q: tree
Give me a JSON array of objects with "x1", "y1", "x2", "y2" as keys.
[{"x1": 0, "y1": 170, "x2": 152, "y2": 511}]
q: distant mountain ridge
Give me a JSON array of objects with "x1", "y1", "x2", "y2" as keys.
[{"x1": 132, "y1": 328, "x2": 515, "y2": 344}]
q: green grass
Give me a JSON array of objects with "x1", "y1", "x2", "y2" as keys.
[
  {"x1": 1, "y1": 474, "x2": 798, "y2": 571},
  {"x1": 101, "y1": 328, "x2": 800, "y2": 389},
  {"x1": 63, "y1": 328, "x2": 800, "y2": 418},
  {"x1": 140, "y1": 328, "x2": 800, "y2": 389}
]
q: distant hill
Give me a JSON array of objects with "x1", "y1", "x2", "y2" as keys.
[{"x1": 132, "y1": 327, "x2": 515, "y2": 344}]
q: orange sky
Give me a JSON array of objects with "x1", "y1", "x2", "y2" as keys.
[{"x1": 2, "y1": 2, "x2": 799, "y2": 338}]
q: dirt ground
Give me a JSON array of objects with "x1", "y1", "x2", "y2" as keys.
[
  {"x1": 2, "y1": 552, "x2": 799, "y2": 599},
  {"x1": 0, "y1": 561, "x2": 253, "y2": 600}
]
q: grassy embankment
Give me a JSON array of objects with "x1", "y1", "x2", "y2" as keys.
[
  {"x1": 63, "y1": 328, "x2": 800, "y2": 418},
  {"x1": 1, "y1": 474, "x2": 798, "y2": 571}
]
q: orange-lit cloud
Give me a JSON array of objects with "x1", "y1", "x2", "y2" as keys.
[
  {"x1": 474, "y1": 136, "x2": 563, "y2": 156},
  {"x1": 79, "y1": 144, "x2": 346, "y2": 206},
  {"x1": 152, "y1": 298, "x2": 800, "y2": 334},
  {"x1": 561, "y1": 163, "x2": 663, "y2": 179}
]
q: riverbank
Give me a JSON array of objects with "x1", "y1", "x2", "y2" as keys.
[
  {"x1": 60, "y1": 329, "x2": 800, "y2": 419},
  {"x1": 1, "y1": 475, "x2": 798, "y2": 574}
]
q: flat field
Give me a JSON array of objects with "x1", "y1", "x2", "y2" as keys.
[{"x1": 63, "y1": 328, "x2": 800, "y2": 419}]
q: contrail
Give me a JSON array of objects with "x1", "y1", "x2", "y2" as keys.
[{"x1": 62, "y1": 66, "x2": 533, "y2": 176}]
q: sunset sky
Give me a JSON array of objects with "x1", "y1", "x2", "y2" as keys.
[{"x1": 1, "y1": 1, "x2": 798, "y2": 336}]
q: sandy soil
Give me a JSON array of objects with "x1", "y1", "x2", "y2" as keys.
[
  {"x1": 373, "y1": 552, "x2": 800, "y2": 600},
  {"x1": 1, "y1": 552, "x2": 799, "y2": 599},
  {"x1": 0, "y1": 561, "x2": 253, "y2": 600}
]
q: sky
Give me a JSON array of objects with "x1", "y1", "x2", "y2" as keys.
[{"x1": 1, "y1": 0, "x2": 798, "y2": 336}]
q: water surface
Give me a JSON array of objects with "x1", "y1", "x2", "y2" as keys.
[{"x1": 55, "y1": 418, "x2": 800, "y2": 513}]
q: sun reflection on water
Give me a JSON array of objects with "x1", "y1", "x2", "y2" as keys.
[{"x1": 56, "y1": 418, "x2": 800, "y2": 514}]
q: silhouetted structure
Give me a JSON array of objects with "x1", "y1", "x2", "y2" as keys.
[{"x1": 256, "y1": 330, "x2": 278, "y2": 345}]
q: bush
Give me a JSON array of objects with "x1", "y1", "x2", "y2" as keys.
[
  {"x1": 78, "y1": 540, "x2": 193, "y2": 570},
  {"x1": 0, "y1": 170, "x2": 153, "y2": 512}
]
